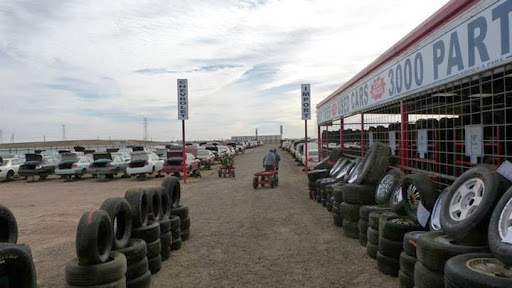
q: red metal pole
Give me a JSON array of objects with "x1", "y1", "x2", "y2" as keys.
[
  {"x1": 318, "y1": 125, "x2": 322, "y2": 161},
  {"x1": 305, "y1": 120, "x2": 308, "y2": 173},
  {"x1": 340, "y1": 118, "x2": 344, "y2": 153},
  {"x1": 400, "y1": 101, "x2": 409, "y2": 171},
  {"x1": 360, "y1": 113, "x2": 365, "y2": 156},
  {"x1": 182, "y1": 120, "x2": 187, "y2": 184}
]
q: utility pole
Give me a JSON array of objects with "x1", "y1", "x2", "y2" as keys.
[
  {"x1": 10, "y1": 133, "x2": 14, "y2": 144},
  {"x1": 62, "y1": 124, "x2": 66, "y2": 141},
  {"x1": 143, "y1": 118, "x2": 148, "y2": 141}
]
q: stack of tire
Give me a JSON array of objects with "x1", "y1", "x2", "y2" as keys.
[
  {"x1": 0, "y1": 205, "x2": 37, "y2": 288},
  {"x1": 398, "y1": 231, "x2": 425, "y2": 288},
  {"x1": 66, "y1": 209, "x2": 128, "y2": 287},
  {"x1": 366, "y1": 209, "x2": 390, "y2": 258},
  {"x1": 326, "y1": 160, "x2": 356, "y2": 213},
  {"x1": 161, "y1": 177, "x2": 188, "y2": 247},
  {"x1": 359, "y1": 205, "x2": 389, "y2": 247},
  {"x1": 307, "y1": 148, "x2": 341, "y2": 199}
]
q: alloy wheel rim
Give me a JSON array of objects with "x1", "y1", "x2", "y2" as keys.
[
  {"x1": 498, "y1": 197, "x2": 512, "y2": 241},
  {"x1": 467, "y1": 258, "x2": 512, "y2": 278},
  {"x1": 448, "y1": 177, "x2": 485, "y2": 221},
  {"x1": 377, "y1": 174, "x2": 394, "y2": 198}
]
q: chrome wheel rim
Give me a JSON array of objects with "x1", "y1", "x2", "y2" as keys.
[
  {"x1": 336, "y1": 163, "x2": 353, "y2": 179},
  {"x1": 449, "y1": 177, "x2": 485, "y2": 221},
  {"x1": 347, "y1": 162, "x2": 362, "y2": 184},
  {"x1": 377, "y1": 174, "x2": 394, "y2": 198},
  {"x1": 430, "y1": 192, "x2": 446, "y2": 231},
  {"x1": 467, "y1": 258, "x2": 512, "y2": 278},
  {"x1": 498, "y1": 197, "x2": 512, "y2": 241},
  {"x1": 392, "y1": 186, "x2": 403, "y2": 205},
  {"x1": 405, "y1": 184, "x2": 420, "y2": 217}
]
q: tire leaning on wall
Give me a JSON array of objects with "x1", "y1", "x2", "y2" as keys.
[
  {"x1": 356, "y1": 142, "x2": 392, "y2": 185},
  {"x1": 488, "y1": 186, "x2": 512, "y2": 266}
]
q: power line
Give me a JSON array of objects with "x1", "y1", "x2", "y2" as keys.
[{"x1": 143, "y1": 117, "x2": 148, "y2": 141}]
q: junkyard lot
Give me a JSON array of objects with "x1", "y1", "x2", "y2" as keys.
[{"x1": 0, "y1": 146, "x2": 397, "y2": 287}]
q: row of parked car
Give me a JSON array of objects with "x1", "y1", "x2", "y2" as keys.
[
  {"x1": 281, "y1": 140, "x2": 319, "y2": 169},
  {"x1": 0, "y1": 141, "x2": 257, "y2": 182}
]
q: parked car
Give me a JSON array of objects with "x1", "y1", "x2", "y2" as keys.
[
  {"x1": 236, "y1": 144, "x2": 245, "y2": 153},
  {"x1": 163, "y1": 153, "x2": 201, "y2": 178},
  {"x1": 126, "y1": 151, "x2": 164, "y2": 180},
  {"x1": 89, "y1": 152, "x2": 128, "y2": 181},
  {"x1": 217, "y1": 145, "x2": 230, "y2": 157},
  {"x1": 18, "y1": 153, "x2": 59, "y2": 181},
  {"x1": 55, "y1": 153, "x2": 93, "y2": 181},
  {"x1": 0, "y1": 156, "x2": 24, "y2": 181},
  {"x1": 196, "y1": 149, "x2": 215, "y2": 169},
  {"x1": 302, "y1": 149, "x2": 319, "y2": 170}
]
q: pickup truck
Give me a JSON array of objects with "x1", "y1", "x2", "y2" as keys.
[{"x1": 163, "y1": 153, "x2": 201, "y2": 178}]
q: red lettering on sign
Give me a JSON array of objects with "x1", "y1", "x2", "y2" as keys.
[{"x1": 370, "y1": 76, "x2": 386, "y2": 100}]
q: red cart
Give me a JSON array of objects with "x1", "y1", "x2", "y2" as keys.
[
  {"x1": 218, "y1": 166, "x2": 235, "y2": 178},
  {"x1": 252, "y1": 170, "x2": 278, "y2": 189}
]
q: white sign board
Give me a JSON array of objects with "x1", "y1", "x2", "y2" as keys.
[
  {"x1": 464, "y1": 125, "x2": 484, "y2": 164},
  {"x1": 301, "y1": 84, "x2": 311, "y2": 120},
  {"x1": 368, "y1": 132, "x2": 374, "y2": 146},
  {"x1": 417, "y1": 130, "x2": 428, "y2": 159},
  {"x1": 317, "y1": 0, "x2": 512, "y2": 124},
  {"x1": 177, "y1": 79, "x2": 188, "y2": 120},
  {"x1": 388, "y1": 131, "x2": 396, "y2": 156}
]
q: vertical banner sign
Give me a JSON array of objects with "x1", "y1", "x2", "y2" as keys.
[
  {"x1": 417, "y1": 130, "x2": 428, "y2": 159},
  {"x1": 388, "y1": 131, "x2": 396, "y2": 156},
  {"x1": 465, "y1": 125, "x2": 484, "y2": 164},
  {"x1": 301, "y1": 84, "x2": 310, "y2": 172},
  {"x1": 177, "y1": 79, "x2": 188, "y2": 120},
  {"x1": 177, "y1": 79, "x2": 188, "y2": 184}
]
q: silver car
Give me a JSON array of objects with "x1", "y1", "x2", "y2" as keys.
[{"x1": 55, "y1": 153, "x2": 93, "y2": 181}]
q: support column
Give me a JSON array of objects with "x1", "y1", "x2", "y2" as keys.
[
  {"x1": 318, "y1": 125, "x2": 322, "y2": 161},
  {"x1": 400, "y1": 101, "x2": 409, "y2": 171},
  {"x1": 339, "y1": 118, "x2": 344, "y2": 154},
  {"x1": 360, "y1": 113, "x2": 365, "y2": 156}
]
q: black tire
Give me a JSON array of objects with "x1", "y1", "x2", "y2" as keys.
[
  {"x1": 181, "y1": 228, "x2": 190, "y2": 241},
  {"x1": 340, "y1": 202, "x2": 361, "y2": 222},
  {"x1": 0, "y1": 205, "x2": 18, "y2": 243},
  {"x1": 380, "y1": 216, "x2": 425, "y2": 242},
  {"x1": 399, "y1": 251, "x2": 416, "y2": 278},
  {"x1": 358, "y1": 220, "x2": 369, "y2": 244},
  {"x1": 170, "y1": 215, "x2": 181, "y2": 231},
  {"x1": 341, "y1": 184, "x2": 377, "y2": 205},
  {"x1": 124, "y1": 188, "x2": 149, "y2": 228},
  {"x1": 356, "y1": 142, "x2": 392, "y2": 185},
  {"x1": 0, "y1": 243, "x2": 36, "y2": 288},
  {"x1": 367, "y1": 242, "x2": 378, "y2": 259},
  {"x1": 171, "y1": 237, "x2": 182, "y2": 251},
  {"x1": 332, "y1": 213, "x2": 343, "y2": 227},
  {"x1": 360, "y1": 205, "x2": 389, "y2": 221},
  {"x1": 148, "y1": 255, "x2": 161, "y2": 274},
  {"x1": 332, "y1": 200, "x2": 340, "y2": 215},
  {"x1": 369, "y1": 210, "x2": 389, "y2": 230},
  {"x1": 342, "y1": 219, "x2": 359, "y2": 239},
  {"x1": 126, "y1": 256, "x2": 148, "y2": 280},
  {"x1": 400, "y1": 173, "x2": 438, "y2": 222},
  {"x1": 126, "y1": 270, "x2": 151, "y2": 288},
  {"x1": 160, "y1": 232, "x2": 172, "y2": 261},
  {"x1": 377, "y1": 212, "x2": 401, "y2": 236},
  {"x1": 444, "y1": 253, "x2": 512, "y2": 288},
  {"x1": 376, "y1": 251, "x2": 399, "y2": 277},
  {"x1": 66, "y1": 278, "x2": 126, "y2": 288},
  {"x1": 132, "y1": 221, "x2": 160, "y2": 244},
  {"x1": 0, "y1": 243, "x2": 32, "y2": 258},
  {"x1": 367, "y1": 227, "x2": 379, "y2": 245},
  {"x1": 403, "y1": 231, "x2": 426, "y2": 258},
  {"x1": 115, "y1": 239, "x2": 147, "y2": 265},
  {"x1": 66, "y1": 252, "x2": 126, "y2": 286},
  {"x1": 414, "y1": 261, "x2": 444, "y2": 288},
  {"x1": 157, "y1": 187, "x2": 171, "y2": 219},
  {"x1": 76, "y1": 210, "x2": 113, "y2": 265},
  {"x1": 441, "y1": 165, "x2": 508, "y2": 242},
  {"x1": 146, "y1": 239, "x2": 161, "y2": 259},
  {"x1": 326, "y1": 201, "x2": 332, "y2": 212},
  {"x1": 378, "y1": 236, "x2": 403, "y2": 259},
  {"x1": 489, "y1": 186, "x2": 512, "y2": 266},
  {"x1": 307, "y1": 169, "x2": 330, "y2": 182},
  {"x1": 161, "y1": 176, "x2": 181, "y2": 208},
  {"x1": 321, "y1": 198, "x2": 327, "y2": 207},
  {"x1": 398, "y1": 270, "x2": 414, "y2": 288},
  {"x1": 416, "y1": 231, "x2": 489, "y2": 273},
  {"x1": 159, "y1": 217, "x2": 171, "y2": 234},
  {"x1": 99, "y1": 197, "x2": 132, "y2": 250},
  {"x1": 333, "y1": 186, "x2": 344, "y2": 202},
  {"x1": 375, "y1": 169, "x2": 404, "y2": 206},
  {"x1": 170, "y1": 205, "x2": 189, "y2": 220},
  {"x1": 146, "y1": 187, "x2": 162, "y2": 221}
]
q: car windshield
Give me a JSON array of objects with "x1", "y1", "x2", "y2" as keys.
[
  {"x1": 309, "y1": 151, "x2": 318, "y2": 156},
  {"x1": 198, "y1": 150, "x2": 209, "y2": 156}
]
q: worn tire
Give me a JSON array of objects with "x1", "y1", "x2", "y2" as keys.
[
  {"x1": 126, "y1": 256, "x2": 148, "y2": 280},
  {"x1": 380, "y1": 216, "x2": 425, "y2": 242},
  {"x1": 377, "y1": 251, "x2": 399, "y2": 277},
  {"x1": 160, "y1": 232, "x2": 172, "y2": 261},
  {"x1": 399, "y1": 251, "x2": 416, "y2": 278},
  {"x1": 400, "y1": 173, "x2": 438, "y2": 222},
  {"x1": 326, "y1": 201, "x2": 332, "y2": 212},
  {"x1": 0, "y1": 243, "x2": 32, "y2": 258},
  {"x1": 333, "y1": 186, "x2": 344, "y2": 202},
  {"x1": 145, "y1": 187, "x2": 162, "y2": 221},
  {"x1": 340, "y1": 202, "x2": 361, "y2": 222},
  {"x1": 341, "y1": 184, "x2": 377, "y2": 205},
  {"x1": 171, "y1": 237, "x2": 183, "y2": 251},
  {"x1": 124, "y1": 188, "x2": 149, "y2": 228},
  {"x1": 181, "y1": 228, "x2": 190, "y2": 241},
  {"x1": 66, "y1": 252, "x2": 126, "y2": 286},
  {"x1": 356, "y1": 142, "x2": 392, "y2": 185},
  {"x1": 358, "y1": 220, "x2": 368, "y2": 245},
  {"x1": 414, "y1": 261, "x2": 444, "y2": 288},
  {"x1": 444, "y1": 253, "x2": 512, "y2": 288},
  {"x1": 369, "y1": 210, "x2": 390, "y2": 230},
  {"x1": 157, "y1": 187, "x2": 171, "y2": 219},
  {"x1": 148, "y1": 255, "x2": 161, "y2": 274},
  {"x1": 342, "y1": 219, "x2": 359, "y2": 239},
  {"x1": 398, "y1": 270, "x2": 414, "y2": 288},
  {"x1": 441, "y1": 165, "x2": 508, "y2": 242},
  {"x1": 378, "y1": 236, "x2": 403, "y2": 259},
  {"x1": 367, "y1": 242, "x2": 378, "y2": 259},
  {"x1": 488, "y1": 186, "x2": 512, "y2": 266},
  {"x1": 146, "y1": 239, "x2": 161, "y2": 259},
  {"x1": 76, "y1": 210, "x2": 113, "y2": 265},
  {"x1": 403, "y1": 231, "x2": 426, "y2": 258},
  {"x1": 159, "y1": 217, "x2": 171, "y2": 234},
  {"x1": 161, "y1": 176, "x2": 181, "y2": 208},
  {"x1": 126, "y1": 270, "x2": 151, "y2": 288},
  {"x1": 0, "y1": 243, "x2": 36, "y2": 288},
  {"x1": 132, "y1": 221, "x2": 160, "y2": 244},
  {"x1": 416, "y1": 231, "x2": 489, "y2": 273},
  {"x1": 360, "y1": 205, "x2": 389, "y2": 222},
  {"x1": 170, "y1": 215, "x2": 181, "y2": 231},
  {"x1": 0, "y1": 205, "x2": 18, "y2": 243},
  {"x1": 115, "y1": 239, "x2": 147, "y2": 265},
  {"x1": 307, "y1": 169, "x2": 329, "y2": 182},
  {"x1": 332, "y1": 200, "x2": 340, "y2": 215},
  {"x1": 367, "y1": 227, "x2": 379, "y2": 245},
  {"x1": 332, "y1": 213, "x2": 343, "y2": 227},
  {"x1": 100, "y1": 197, "x2": 132, "y2": 250},
  {"x1": 170, "y1": 205, "x2": 189, "y2": 220}
]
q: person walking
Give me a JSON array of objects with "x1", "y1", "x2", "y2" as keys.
[
  {"x1": 263, "y1": 149, "x2": 276, "y2": 171},
  {"x1": 272, "y1": 149, "x2": 281, "y2": 170}
]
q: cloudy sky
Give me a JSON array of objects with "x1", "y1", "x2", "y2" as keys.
[{"x1": 0, "y1": 0, "x2": 449, "y2": 142}]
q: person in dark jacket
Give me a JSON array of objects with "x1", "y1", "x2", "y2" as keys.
[
  {"x1": 263, "y1": 150, "x2": 276, "y2": 171},
  {"x1": 272, "y1": 149, "x2": 281, "y2": 170}
]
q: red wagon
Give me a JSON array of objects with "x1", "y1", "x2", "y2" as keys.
[
  {"x1": 218, "y1": 166, "x2": 235, "y2": 178},
  {"x1": 252, "y1": 170, "x2": 278, "y2": 189}
]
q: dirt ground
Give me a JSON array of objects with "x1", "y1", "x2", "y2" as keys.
[{"x1": 0, "y1": 145, "x2": 398, "y2": 288}]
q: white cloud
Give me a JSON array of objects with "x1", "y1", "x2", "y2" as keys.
[{"x1": 0, "y1": 0, "x2": 449, "y2": 142}]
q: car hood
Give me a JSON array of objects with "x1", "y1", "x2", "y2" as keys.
[{"x1": 25, "y1": 154, "x2": 43, "y2": 163}]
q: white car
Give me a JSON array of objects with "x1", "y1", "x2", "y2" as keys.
[
  {"x1": 126, "y1": 151, "x2": 164, "y2": 179},
  {"x1": 303, "y1": 150, "x2": 319, "y2": 169},
  {"x1": 217, "y1": 145, "x2": 230, "y2": 157},
  {"x1": 0, "y1": 157, "x2": 24, "y2": 181},
  {"x1": 55, "y1": 153, "x2": 93, "y2": 181}
]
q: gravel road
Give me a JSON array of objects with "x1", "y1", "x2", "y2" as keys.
[{"x1": 0, "y1": 145, "x2": 398, "y2": 287}]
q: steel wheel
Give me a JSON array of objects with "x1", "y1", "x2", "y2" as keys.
[
  {"x1": 391, "y1": 186, "x2": 403, "y2": 206},
  {"x1": 448, "y1": 178, "x2": 485, "y2": 221},
  {"x1": 498, "y1": 197, "x2": 512, "y2": 241},
  {"x1": 466, "y1": 257, "x2": 512, "y2": 278}
]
